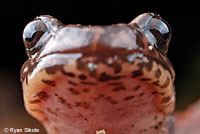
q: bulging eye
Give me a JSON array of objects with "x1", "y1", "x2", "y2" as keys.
[
  {"x1": 23, "y1": 19, "x2": 48, "y2": 58},
  {"x1": 23, "y1": 15, "x2": 64, "y2": 58},
  {"x1": 148, "y1": 14, "x2": 171, "y2": 54},
  {"x1": 130, "y1": 13, "x2": 172, "y2": 55}
]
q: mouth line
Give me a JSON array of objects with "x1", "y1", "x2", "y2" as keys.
[
  {"x1": 22, "y1": 50, "x2": 173, "y2": 90},
  {"x1": 37, "y1": 49, "x2": 173, "y2": 78}
]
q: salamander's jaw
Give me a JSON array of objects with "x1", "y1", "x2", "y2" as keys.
[{"x1": 22, "y1": 50, "x2": 174, "y2": 134}]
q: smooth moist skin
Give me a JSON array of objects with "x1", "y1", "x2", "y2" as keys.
[{"x1": 21, "y1": 13, "x2": 175, "y2": 134}]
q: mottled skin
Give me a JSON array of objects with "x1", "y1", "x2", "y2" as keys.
[{"x1": 21, "y1": 13, "x2": 175, "y2": 134}]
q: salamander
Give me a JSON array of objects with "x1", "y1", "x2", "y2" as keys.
[{"x1": 20, "y1": 13, "x2": 175, "y2": 134}]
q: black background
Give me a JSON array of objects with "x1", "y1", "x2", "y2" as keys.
[
  {"x1": 0, "y1": 0, "x2": 200, "y2": 132},
  {"x1": 1, "y1": 1, "x2": 199, "y2": 78}
]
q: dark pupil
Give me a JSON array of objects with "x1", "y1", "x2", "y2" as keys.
[
  {"x1": 150, "y1": 29, "x2": 168, "y2": 53},
  {"x1": 151, "y1": 29, "x2": 170, "y2": 41},
  {"x1": 25, "y1": 32, "x2": 37, "y2": 42},
  {"x1": 162, "y1": 32, "x2": 170, "y2": 40}
]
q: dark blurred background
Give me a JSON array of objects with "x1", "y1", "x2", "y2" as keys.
[{"x1": 0, "y1": 1, "x2": 200, "y2": 133}]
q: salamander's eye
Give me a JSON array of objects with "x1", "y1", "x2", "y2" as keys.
[
  {"x1": 130, "y1": 13, "x2": 172, "y2": 55},
  {"x1": 23, "y1": 15, "x2": 64, "y2": 58},
  {"x1": 148, "y1": 14, "x2": 171, "y2": 54},
  {"x1": 23, "y1": 19, "x2": 47, "y2": 58}
]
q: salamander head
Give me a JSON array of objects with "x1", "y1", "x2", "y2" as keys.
[{"x1": 21, "y1": 13, "x2": 175, "y2": 134}]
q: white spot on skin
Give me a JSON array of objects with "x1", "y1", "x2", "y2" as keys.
[
  {"x1": 127, "y1": 46, "x2": 133, "y2": 50},
  {"x1": 51, "y1": 32, "x2": 56, "y2": 36},
  {"x1": 23, "y1": 67, "x2": 28, "y2": 73},
  {"x1": 31, "y1": 94, "x2": 38, "y2": 98},
  {"x1": 126, "y1": 53, "x2": 143, "y2": 63},
  {"x1": 107, "y1": 58, "x2": 113, "y2": 65},
  {"x1": 114, "y1": 55, "x2": 118, "y2": 61},
  {"x1": 148, "y1": 45, "x2": 153, "y2": 50},
  {"x1": 96, "y1": 129, "x2": 106, "y2": 134},
  {"x1": 88, "y1": 62, "x2": 97, "y2": 72},
  {"x1": 139, "y1": 47, "x2": 144, "y2": 51}
]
